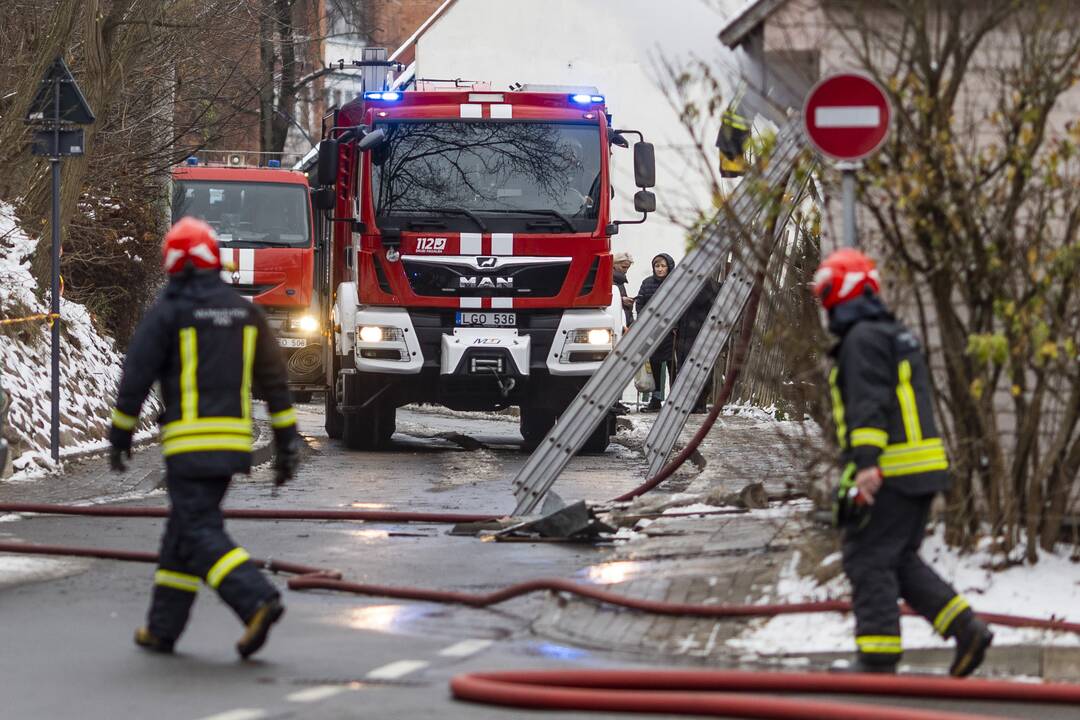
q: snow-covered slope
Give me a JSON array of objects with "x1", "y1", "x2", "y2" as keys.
[{"x1": 0, "y1": 202, "x2": 152, "y2": 478}]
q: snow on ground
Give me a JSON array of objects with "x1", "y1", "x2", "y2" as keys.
[
  {"x1": 729, "y1": 526, "x2": 1080, "y2": 655},
  {"x1": 0, "y1": 554, "x2": 90, "y2": 589},
  {"x1": 0, "y1": 202, "x2": 155, "y2": 479}
]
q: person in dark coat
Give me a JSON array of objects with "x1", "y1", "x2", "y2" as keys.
[
  {"x1": 674, "y1": 276, "x2": 721, "y2": 413},
  {"x1": 612, "y1": 251, "x2": 635, "y2": 328},
  {"x1": 109, "y1": 217, "x2": 300, "y2": 659},
  {"x1": 812, "y1": 248, "x2": 992, "y2": 677},
  {"x1": 635, "y1": 253, "x2": 677, "y2": 411}
]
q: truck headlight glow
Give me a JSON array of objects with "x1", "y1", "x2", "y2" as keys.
[
  {"x1": 358, "y1": 326, "x2": 405, "y2": 343},
  {"x1": 587, "y1": 328, "x2": 612, "y2": 345},
  {"x1": 570, "y1": 328, "x2": 613, "y2": 345},
  {"x1": 359, "y1": 325, "x2": 384, "y2": 343},
  {"x1": 292, "y1": 314, "x2": 319, "y2": 334}
]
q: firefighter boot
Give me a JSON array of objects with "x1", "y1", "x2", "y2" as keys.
[
  {"x1": 237, "y1": 597, "x2": 285, "y2": 659},
  {"x1": 949, "y1": 611, "x2": 993, "y2": 678},
  {"x1": 134, "y1": 627, "x2": 175, "y2": 654}
]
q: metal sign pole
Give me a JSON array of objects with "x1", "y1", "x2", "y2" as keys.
[
  {"x1": 838, "y1": 161, "x2": 859, "y2": 248},
  {"x1": 50, "y1": 81, "x2": 62, "y2": 462}
]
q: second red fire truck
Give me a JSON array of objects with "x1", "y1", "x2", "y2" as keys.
[{"x1": 171, "y1": 156, "x2": 325, "y2": 400}]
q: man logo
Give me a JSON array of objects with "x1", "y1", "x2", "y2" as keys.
[{"x1": 476, "y1": 256, "x2": 498, "y2": 269}]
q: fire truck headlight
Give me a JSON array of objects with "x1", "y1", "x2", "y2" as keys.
[
  {"x1": 587, "y1": 328, "x2": 613, "y2": 345},
  {"x1": 571, "y1": 328, "x2": 613, "y2": 345},
  {"x1": 359, "y1": 325, "x2": 384, "y2": 343},
  {"x1": 294, "y1": 314, "x2": 319, "y2": 334}
]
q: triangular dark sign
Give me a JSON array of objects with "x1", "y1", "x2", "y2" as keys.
[{"x1": 25, "y1": 57, "x2": 95, "y2": 125}]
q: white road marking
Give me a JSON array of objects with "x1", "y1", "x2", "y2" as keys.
[
  {"x1": 814, "y1": 106, "x2": 881, "y2": 128},
  {"x1": 195, "y1": 710, "x2": 267, "y2": 720},
  {"x1": 365, "y1": 659, "x2": 429, "y2": 680},
  {"x1": 286, "y1": 685, "x2": 348, "y2": 703},
  {"x1": 438, "y1": 638, "x2": 493, "y2": 657}
]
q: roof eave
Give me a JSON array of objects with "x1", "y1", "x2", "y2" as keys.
[{"x1": 718, "y1": 0, "x2": 789, "y2": 47}]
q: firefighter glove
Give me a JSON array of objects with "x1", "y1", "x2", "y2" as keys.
[
  {"x1": 832, "y1": 462, "x2": 870, "y2": 530},
  {"x1": 273, "y1": 436, "x2": 301, "y2": 486},
  {"x1": 109, "y1": 446, "x2": 132, "y2": 473}
]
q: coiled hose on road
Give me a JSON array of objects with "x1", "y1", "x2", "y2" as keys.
[{"x1": 5, "y1": 279, "x2": 1079, "y2": 717}]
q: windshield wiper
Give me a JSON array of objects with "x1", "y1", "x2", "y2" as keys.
[
  {"x1": 405, "y1": 207, "x2": 488, "y2": 233},
  {"x1": 480, "y1": 208, "x2": 576, "y2": 232}
]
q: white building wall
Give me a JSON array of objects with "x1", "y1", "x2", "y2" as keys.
[{"x1": 413, "y1": 0, "x2": 738, "y2": 294}]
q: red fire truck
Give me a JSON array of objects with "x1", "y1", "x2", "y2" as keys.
[
  {"x1": 171, "y1": 156, "x2": 324, "y2": 399},
  {"x1": 309, "y1": 79, "x2": 656, "y2": 451}
]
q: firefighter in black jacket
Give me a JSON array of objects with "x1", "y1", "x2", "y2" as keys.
[
  {"x1": 109, "y1": 217, "x2": 300, "y2": 659},
  {"x1": 812, "y1": 249, "x2": 993, "y2": 677}
]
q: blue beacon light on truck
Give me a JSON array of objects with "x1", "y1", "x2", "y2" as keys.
[
  {"x1": 364, "y1": 91, "x2": 402, "y2": 102},
  {"x1": 570, "y1": 94, "x2": 605, "y2": 105}
]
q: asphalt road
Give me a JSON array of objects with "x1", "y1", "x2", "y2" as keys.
[{"x1": 0, "y1": 404, "x2": 1072, "y2": 720}]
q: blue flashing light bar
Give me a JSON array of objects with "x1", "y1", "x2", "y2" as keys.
[
  {"x1": 364, "y1": 91, "x2": 402, "y2": 102},
  {"x1": 267, "y1": 159, "x2": 281, "y2": 168},
  {"x1": 185, "y1": 156, "x2": 198, "y2": 166},
  {"x1": 570, "y1": 93, "x2": 605, "y2": 105}
]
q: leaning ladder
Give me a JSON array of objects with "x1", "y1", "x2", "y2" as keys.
[
  {"x1": 640, "y1": 173, "x2": 811, "y2": 479},
  {"x1": 511, "y1": 123, "x2": 806, "y2": 515}
]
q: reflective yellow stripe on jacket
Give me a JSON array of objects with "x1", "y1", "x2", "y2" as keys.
[{"x1": 828, "y1": 368, "x2": 847, "y2": 448}]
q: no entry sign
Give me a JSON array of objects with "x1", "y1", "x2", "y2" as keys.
[{"x1": 803, "y1": 73, "x2": 891, "y2": 162}]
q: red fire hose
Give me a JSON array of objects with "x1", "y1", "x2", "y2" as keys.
[
  {"x1": 0, "y1": 503, "x2": 500, "y2": 524},
  {"x1": 3, "y1": 539, "x2": 1079, "y2": 719},
  {"x1": 450, "y1": 669, "x2": 1080, "y2": 720}
]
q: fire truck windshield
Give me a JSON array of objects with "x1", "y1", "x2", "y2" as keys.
[
  {"x1": 172, "y1": 180, "x2": 311, "y2": 247},
  {"x1": 371, "y1": 121, "x2": 601, "y2": 233}
]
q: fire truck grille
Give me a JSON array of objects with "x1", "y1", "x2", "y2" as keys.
[
  {"x1": 230, "y1": 283, "x2": 276, "y2": 297},
  {"x1": 401, "y1": 260, "x2": 570, "y2": 298}
]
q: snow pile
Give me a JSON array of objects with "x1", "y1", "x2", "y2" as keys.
[
  {"x1": 0, "y1": 202, "x2": 150, "y2": 478},
  {"x1": 729, "y1": 527, "x2": 1080, "y2": 655}
]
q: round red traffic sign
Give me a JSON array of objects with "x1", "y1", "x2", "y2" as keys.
[{"x1": 803, "y1": 72, "x2": 891, "y2": 161}]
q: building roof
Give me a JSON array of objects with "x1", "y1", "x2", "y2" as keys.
[{"x1": 718, "y1": 0, "x2": 789, "y2": 47}]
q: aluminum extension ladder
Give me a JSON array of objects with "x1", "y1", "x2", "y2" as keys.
[
  {"x1": 640, "y1": 174, "x2": 811, "y2": 479},
  {"x1": 511, "y1": 123, "x2": 807, "y2": 515}
]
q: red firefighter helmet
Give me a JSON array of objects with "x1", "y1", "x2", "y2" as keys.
[
  {"x1": 811, "y1": 248, "x2": 881, "y2": 310},
  {"x1": 162, "y1": 217, "x2": 222, "y2": 274}
]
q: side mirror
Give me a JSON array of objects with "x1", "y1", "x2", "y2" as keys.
[
  {"x1": 313, "y1": 186, "x2": 336, "y2": 210},
  {"x1": 317, "y1": 139, "x2": 339, "y2": 186},
  {"x1": 358, "y1": 128, "x2": 387, "y2": 152},
  {"x1": 633, "y1": 141, "x2": 656, "y2": 188},
  {"x1": 610, "y1": 132, "x2": 629, "y2": 149},
  {"x1": 633, "y1": 190, "x2": 656, "y2": 214}
]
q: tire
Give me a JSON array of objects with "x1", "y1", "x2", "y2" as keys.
[
  {"x1": 324, "y1": 361, "x2": 343, "y2": 440},
  {"x1": 342, "y1": 400, "x2": 395, "y2": 451},
  {"x1": 519, "y1": 404, "x2": 557, "y2": 450},
  {"x1": 579, "y1": 412, "x2": 615, "y2": 454}
]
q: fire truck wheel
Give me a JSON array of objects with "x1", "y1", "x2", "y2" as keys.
[
  {"x1": 579, "y1": 412, "x2": 615, "y2": 455},
  {"x1": 342, "y1": 402, "x2": 396, "y2": 451},
  {"x1": 519, "y1": 405, "x2": 557, "y2": 450},
  {"x1": 324, "y1": 371, "x2": 344, "y2": 440}
]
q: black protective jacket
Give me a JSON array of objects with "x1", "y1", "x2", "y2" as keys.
[
  {"x1": 636, "y1": 253, "x2": 676, "y2": 360},
  {"x1": 827, "y1": 295, "x2": 950, "y2": 496},
  {"x1": 675, "y1": 277, "x2": 721, "y2": 365},
  {"x1": 110, "y1": 272, "x2": 298, "y2": 478}
]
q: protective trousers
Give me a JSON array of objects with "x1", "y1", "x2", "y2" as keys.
[
  {"x1": 147, "y1": 474, "x2": 278, "y2": 642},
  {"x1": 841, "y1": 485, "x2": 970, "y2": 666}
]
